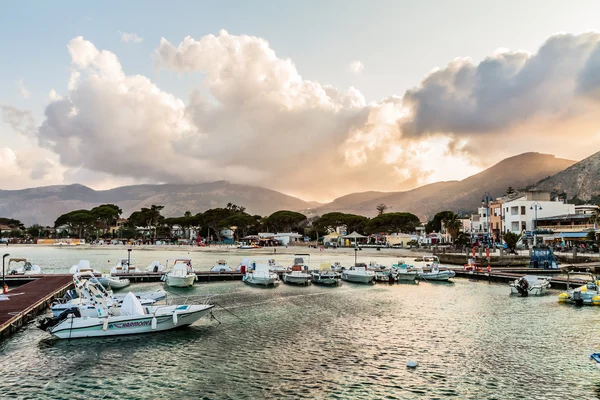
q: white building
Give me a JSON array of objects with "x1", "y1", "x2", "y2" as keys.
[{"x1": 502, "y1": 191, "x2": 575, "y2": 235}]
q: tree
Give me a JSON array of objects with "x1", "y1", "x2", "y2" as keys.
[
  {"x1": 587, "y1": 231, "x2": 597, "y2": 242},
  {"x1": 202, "y1": 208, "x2": 234, "y2": 242},
  {"x1": 128, "y1": 205, "x2": 164, "y2": 238},
  {"x1": 313, "y1": 212, "x2": 369, "y2": 235},
  {"x1": 455, "y1": 232, "x2": 470, "y2": 246},
  {"x1": 54, "y1": 210, "x2": 96, "y2": 238},
  {"x1": 26, "y1": 224, "x2": 45, "y2": 238},
  {"x1": 265, "y1": 210, "x2": 307, "y2": 232},
  {"x1": 366, "y1": 212, "x2": 420, "y2": 234},
  {"x1": 503, "y1": 232, "x2": 521, "y2": 252},
  {"x1": 442, "y1": 213, "x2": 462, "y2": 242},
  {"x1": 376, "y1": 204, "x2": 388, "y2": 215},
  {"x1": 220, "y1": 212, "x2": 259, "y2": 240},
  {"x1": 425, "y1": 211, "x2": 455, "y2": 233},
  {"x1": 506, "y1": 186, "x2": 516, "y2": 196},
  {"x1": 0, "y1": 218, "x2": 24, "y2": 229},
  {"x1": 91, "y1": 204, "x2": 122, "y2": 234}
]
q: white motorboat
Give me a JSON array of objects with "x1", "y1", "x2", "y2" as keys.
[
  {"x1": 110, "y1": 258, "x2": 141, "y2": 275},
  {"x1": 341, "y1": 265, "x2": 375, "y2": 284},
  {"x1": 414, "y1": 255, "x2": 439, "y2": 263},
  {"x1": 418, "y1": 263, "x2": 455, "y2": 281},
  {"x1": 267, "y1": 259, "x2": 287, "y2": 273},
  {"x1": 146, "y1": 260, "x2": 167, "y2": 273},
  {"x1": 39, "y1": 274, "x2": 214, "y2": 339},
  {"x1": 393, "y1": 262, "x2": 419, "y2": 282},
  {"x1": 6, "y1": 258, "x2": 42, "y2": 275},
  {"x1": 510, "y1": 275, "x2": 551, "y2": 296},
  {"x1": 311, "y1": 263, "x2": 340, "y2": 286},
  {"x1": 97, "y1": 274, "x2": 131, "y2": 290},
  {"x1": 283, "y1": 265, "x2": 311, "y2": 285},
  {"x1": 210, "y1": 260, "x2": 232, "y2": 272},
  {"x1": 243, "y1": 263, "x2": 279, "y2": 286},
  {"x1": 163, "y1": 258, "x2": 197, "y2": 288},
  {"x1": 69, "y1": 260, "x2": 101, "y2": 276},
  {"x1": 331, "y1": 262, "x2": 345, "y2": 273}
]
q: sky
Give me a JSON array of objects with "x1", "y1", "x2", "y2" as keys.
[{"x1": 2, "y1": 0, "x2": 600, "y2": 201}]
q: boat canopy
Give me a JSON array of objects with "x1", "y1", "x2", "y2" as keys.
[{"x1": 120, "y1": 292, "x2": 145, "y2": 316}]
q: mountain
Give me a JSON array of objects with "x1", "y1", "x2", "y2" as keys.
[
  {"x1": 0, "y1": 181, "x2": 313, "y2": 226},
  {"x1": 316, "y1": 152, "x2": 576, "y2": 219},
  {"x1": 534, "y1": 150, "x2": 600, "y2": 201}
]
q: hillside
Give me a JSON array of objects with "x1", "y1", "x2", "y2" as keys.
[
  {"x1": 0, "y1": 181, "x2": 313, "y2": 226},
  {"x1": 317, "y1": 152, "x2": 576, "y2": 219},
  {"x1": 534, "y1": 150, "x2": 600, "y2": 201}
]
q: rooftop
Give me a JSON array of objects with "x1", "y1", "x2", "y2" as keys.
[{"x1": 536, "y1": 214, "x2": 594, "y2": 222}]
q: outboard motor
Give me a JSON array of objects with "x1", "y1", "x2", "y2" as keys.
[
  {"x1": 572, "y1": 290, "x2": 584, "y2": 306},
  {"x1": 516, "y1": 277, "x2": 529, "y2": 297},
  {"x1": 37, "y1": 307, "x2": 81, "y2": 331},
  {"x1": 153, "y1": 265, "x2": 159, "y2": 273}
]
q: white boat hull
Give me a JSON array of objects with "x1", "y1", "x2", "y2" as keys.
[
  {"x1": 341, "y1": 272, "x2": 374, "y2": 284},
  {"x1": 311, "y1": 273, "x2": 339, "y2": 285},
  {"x1": 243, "y1": 275, "x2": 278, "y2": 286},
  {"x1": 98, "y1": 277, "x2": 131, "y2": 289},
  {"x1": 396, "y1": 271, "x2": 418, "y2": 281},
  {"x1": 282, "y1": 274, "x2": 311, "y2": 285},
  {"x1": 419, "y1": 270, "x2": 456, "y2": 281},
  {"x1": 510, "y1": 286, "x2": 548, "y2": 296},
  {"x1": 165, "y1": 275, "x2": 196, "y2": 288},
  {"x1": 50, "y1": 305, "x2": 214, "y2": 339}
]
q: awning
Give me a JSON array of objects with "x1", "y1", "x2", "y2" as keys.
[
  {"x1": 344, "y1": 231, "x2": 367, "y2": 239},
  {"x1": 557, "y1": 232, "x2": 590, "y2": 238}
]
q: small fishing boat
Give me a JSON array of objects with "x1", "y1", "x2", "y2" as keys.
[
  {"x1": 110, "y1": 258, "x2": 141, "y2": 275},
  {"x1": 418, "y1": 262, "x2": 455, "y2": 281},
  {"x1": 39, "y1": 274, "x2": 213, "y2": 339},
  {"x1": 311, "y1": 263, "x2": 340, "y2": 286},
  {"x1": 509, "y1": 275, "x2": 551, "y2": 296},
  {"x1": 374, "y1": 269, "x2": 396, "y2": 283},
  {"x1": 331, "y1": 262, "x2": 345, "y2": 272},
  {"x1": 163, "y1": 259, "x2": 197, "y2": 288},
  {"x1": 267, "y1": 259, "x2": 286, "y2": 273},
  {"x1": 368, "y1": 261, "x2": 388, "y2": 272},
  {"x1": 283, "y1": 265, "x2": 311, "y2": 285},
  {"x1": 243, "y1": 263, "x2": 279, "y2": 286},
  {"x1": 558, "y1": 272, "x2": 600, "y2": 305},
  {"x1": 97, "y1": 275, "x2": 131, "y2": 290},
  {"x1": 341, "y1": 264, "x2": 375, "y2": 284},
  {"x1": 146, "y1": 260, "x2": 167, "y2": 273},
  {"x1": 393, "y1": 262, "x2": 419, "y2": 282},
  {"x1": 6, "y1": 258, "x2": 42, "y2": 275},
  {"x1": 210, "y1": 260, "x2": 232, "y2": 272},
  {"x1": 69, "y1": 260, "x2": 101, "y2": 276}
]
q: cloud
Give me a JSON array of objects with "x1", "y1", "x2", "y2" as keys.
[
  {"x1": 9, "y1": 30, "x2": 600, "y2": 201},
  {"x1": 16, "y1": 79, "x2": 29, "y2": 99},
  {"x1": 119, "y1": 31, "x2": 143, "y2": 43},
  {"x1": 348, "y1": 61, "x2": 364, "y2": 74},
  {"x1": 1, "y1": 105, "x2": 36, "y2": 137}
]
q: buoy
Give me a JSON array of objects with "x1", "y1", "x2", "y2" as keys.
[
  {"x1": 102, "y1": 319, "x2": 109, "y2": 331},
  {"x1": 407, "y1": 361, "x2": 418, "y2": 368},
  {"x1": 172, "y1": 312, "x2": 178, "y2": 325},
  {"x1": 151, "y1": 316, "x2": 157, "y2": 330},
  {"x1": 3, "y1": 284, "x2": 8, "y2": 294}
]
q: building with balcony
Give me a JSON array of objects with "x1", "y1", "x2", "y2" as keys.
[{"x1": 502, "y1": 191, "x2": 575, "y2": 236}]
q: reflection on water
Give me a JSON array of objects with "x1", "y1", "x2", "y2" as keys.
[{"x1": 2, "y1": 277, "x2": 600, "y2": 399}]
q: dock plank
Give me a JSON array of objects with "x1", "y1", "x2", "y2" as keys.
[{"x1": 0, "y1": 275, "x2": 73, "y2": 338}]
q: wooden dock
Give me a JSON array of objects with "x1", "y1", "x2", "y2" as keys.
[
  {"x1": 0, "y1": 275, "x2": 73, "y2": 338},
  {"x1": 451, "y1": 268, "x2": 591, "y2": 290}
]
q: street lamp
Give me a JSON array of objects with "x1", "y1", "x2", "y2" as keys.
[
  {"x1": 127, "y1": 248, "x2": 132, "y2": 267},
  {"x1": 482, "y1": 192, "x2": 492, "y2": 245},
  {"x1": 530, "y1": 201, "x2": 542, "y2": 247},
  {"x1": 354, "y1": 247, "x2": 358, "y2": 267},
  {"x1": 3, "y1": 253, "x2": 9, "y2": 294}
]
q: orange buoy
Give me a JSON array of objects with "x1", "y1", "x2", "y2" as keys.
[{"x1": 3, "y1": 284, "x2": 8, "y2": 294}]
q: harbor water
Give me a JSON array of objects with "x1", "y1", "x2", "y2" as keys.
[{"x1": 2, "y1": 247, "x2": 600, "y2": 399}]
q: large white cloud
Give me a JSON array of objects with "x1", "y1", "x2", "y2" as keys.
[{"x1": 12, "y1": 30, "x2": 600, "y2": 200}]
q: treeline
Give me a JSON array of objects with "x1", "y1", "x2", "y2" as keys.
[{"x1": 1, "y1": 204, "x2": 467, "y2": 243}]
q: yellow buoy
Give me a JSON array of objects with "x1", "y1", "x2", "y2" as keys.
[{"x1": 592, "y1": 296, "x2": 600, "y2": 306}]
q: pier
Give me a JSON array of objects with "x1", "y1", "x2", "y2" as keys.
[
  {"x1": 0, "y1": 275, "x2": 73, "y2": 338},
  {"x1": 450, "y1": 268, "x2": 590, "y2": 290}
]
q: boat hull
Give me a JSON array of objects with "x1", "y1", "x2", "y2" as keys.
[
  {"x1": 396, "y1": 271, "x2": 418, "y2": 281},
  {"x1": 341, "y1": 273, "x2": 374, "y2": 284},
  {"x1": 282, "y1": 274, "x2": 311, "y2": 285},
  {"x1": 98, "y1": 277, "x2": 131, "y2": 289},
  {"x1": 419, "y1": 270, "x2": 456, "y2": 281},
  {"x1": 50, "y1": 305, "x2": 214, "y2": 339},
  {"x1": 311, "y1": 274, "x2": 339, "y2": 286},
  {"x1": 510, "y1": 286, "x2": 548, "y2": 296},
  {"x1": 243, "y1": 275, "x2": 278, "y2": 286},
  {"x1": 166, "y1": 275, "x2": 196, "y2": 288}
]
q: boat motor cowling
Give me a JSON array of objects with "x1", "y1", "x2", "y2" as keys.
[
  {"x1": 37, "y1": 307, "x2": 81, "y2": 331},
  {"x1": 516, "y1": 277, "x2": 529, "y2": 297}
]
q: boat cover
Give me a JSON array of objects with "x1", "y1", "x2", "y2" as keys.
[{"x1": 120, "y1": 292, "x2": 145, "y2": 316}]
